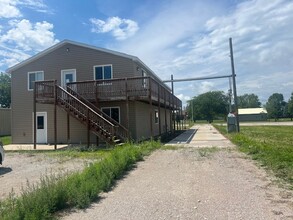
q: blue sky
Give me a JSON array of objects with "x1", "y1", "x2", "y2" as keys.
[{"x1": 1, "y1": 0, "x2": 293, "y2": 106}]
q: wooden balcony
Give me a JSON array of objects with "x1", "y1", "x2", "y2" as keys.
[{"x1": 67, "y1": 77, "x2": 182, "y2": 110}]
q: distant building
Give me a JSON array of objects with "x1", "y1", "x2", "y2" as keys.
[{"x1": 238, "y1": 108, "x2": 267, "y2": 122}]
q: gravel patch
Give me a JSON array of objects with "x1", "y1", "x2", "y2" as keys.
[
  {"x1": 61, "y1": 148, "x2": 293, "y2": 220},
  {"x1": 0, "y1": 153, "x2": 93, "y2": 200}
]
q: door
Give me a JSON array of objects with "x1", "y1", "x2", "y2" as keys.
[
  {"x1": 61, "y1": 69, "x2": 76, "y2": 88},
  {"x1": 36, "y1": 112, "x2": 47, "y2": 143}
]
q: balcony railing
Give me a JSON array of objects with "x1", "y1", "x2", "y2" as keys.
[{"x1": 67, "y1": 76, "x2": 182, "y2": 109}]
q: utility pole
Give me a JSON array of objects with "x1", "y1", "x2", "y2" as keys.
[{"x1": 229, "y1": 37, "x2": 240, "y2": 132}]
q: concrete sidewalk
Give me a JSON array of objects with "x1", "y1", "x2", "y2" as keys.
[
  {"x1": 166, "y1": 124, "x2": 235, "y2": 148},
  {"x1": 4, "y1": 144, "x2": 68, "y2": 151}
]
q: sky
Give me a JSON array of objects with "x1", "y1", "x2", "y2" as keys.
[{"x1": 0, "y1": 0, "x2": 293, "y2": 106}]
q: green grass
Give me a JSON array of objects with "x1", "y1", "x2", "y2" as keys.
[
  {"x1": 0, "y1": 141, "x2": 161, "y2": 219},
  {"x1": 0, "y1": 136, "x2": 11, "y2": 145},
  {"x1": 214, "y1": 125, "x2": 293, "y2": 188}
]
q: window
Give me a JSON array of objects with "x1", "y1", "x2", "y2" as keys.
[
  {"x1": 155, "y1": 110, "x2": 159, "y2": 124},
  {"x1": 28, "y1": 71, "x2": 44, "y2": 90},
  {"x1": 142, "y1": 69, "x2": 147, "y2": 88},
  {"x1": 37, "y1": 116, "x2": 44, "y2": 129},
  {"x1": 94, "y1": 65, "x2": 112, "y2": 80},
  {"x1": 102, "y1": 107, "x2": 120, "y2": 123}
]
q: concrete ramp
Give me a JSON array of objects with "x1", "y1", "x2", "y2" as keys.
[{"x1": 166, "y1": 124, "x2": 235, "y2": 148}]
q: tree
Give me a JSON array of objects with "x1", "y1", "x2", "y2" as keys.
[
  {"x1": 0, "y1": 73, "x2": 11, "y2": 108},
  {"x1": 265, "y1": 93, "x2": 286, "y2": 121},
  {"x1": 237, "y1": 93, "x2": 261, "y2": 108},
  {"x1": 287, "y1": 92, "x2": 293, "y2": 121},
  {"x1": 188, "y1": 91, "x2": 229, "y2": 122}
]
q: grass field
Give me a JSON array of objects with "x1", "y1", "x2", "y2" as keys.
[{"x1": 214, "y1": 125, "x2": 293, "y2": 188}]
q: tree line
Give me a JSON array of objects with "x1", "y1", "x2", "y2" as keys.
[
  {"x1": 187, "y1": 91, "x2": 293, "y2": 122},
  {"x1": 0, "y1": 72, "x2": 293, "y2": 121}
]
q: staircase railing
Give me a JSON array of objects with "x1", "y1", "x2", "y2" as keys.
[
  {"x1": 66, "y1": 86, "x2": 129, "y2": 141},
  {"x1": 56, "y1": 85, "x2": 118, "y2": 143},
  {"x1": 35, "y1": 80, "x2": 127, "y2": 145}
]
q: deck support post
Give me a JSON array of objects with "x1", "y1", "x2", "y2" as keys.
[
  {"x1": 171, "y1": 74, "x2": 175, "y2": 132},
  {"x1": 67, "y1": 113, "x2": 70, "y2": 144},
  {"x1": 158, "y1": 84, "x2": 161, "y2": 136},
  {"x1": 149, "y1": 77, "x2": 153, "y2": 138},
  {"x1": 54, "y1": 81, "x2": 57, "y2": 150},
  {"x1": 33, "y1": 82, "x2": 37, "y2": 149},
  {"x1": 125, "y1": 78, "x2": 130, "y2": 139},
  {"x1": 180, "y1": 106, "x2": 183, "y2": 130},
  {"x1": 169, "y1": 89, "x2": 172, "y2": 133},
  {"x1": 87, "y1": 108, "x2": 90, "y2": 148},
  {"x1": 164, "y1": 89, "x2": 167, "y2": 133}
]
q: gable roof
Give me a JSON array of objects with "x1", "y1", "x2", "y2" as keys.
[
  {"x1": 6, "y1": 39, "x2": 169, "y2": 90},
  {"x1": 238, "y1": 108, "x2": 267, "y2": 115}
]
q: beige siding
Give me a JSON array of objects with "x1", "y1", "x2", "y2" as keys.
[
  {"x1": 0, "y1": 108, "x2": 11, "y2": 136},
  {"x1": 10, "y1": 42, "x2": 175, "y2": 144},
  {"x1": 134, "y1": 101, "x2": 171, "y2": 141},
  {"x1": 11, "y1": 43, "x2": 136, "y2": 144}
]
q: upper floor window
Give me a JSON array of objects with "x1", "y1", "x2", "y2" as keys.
[
  {"x1": 94, "y1": 65, "x2": 112, "y2": 80},
  {"x1": 28, "y1": 71, "x2": 44, "y2": 90}
]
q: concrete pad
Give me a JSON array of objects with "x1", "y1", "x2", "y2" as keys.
[
  {"x1": 4, "y1": 144, "x2": 68, "y2": 151},
  {"x1": 166, "y1": 124, "x2": 235, "y2": 148}
]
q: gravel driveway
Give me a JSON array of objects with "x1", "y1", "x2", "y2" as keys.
[
  {"x1": 61, "y1": 124, "x2": 293, "y2": 220},
  {"x1": 61, "y1": 148, "x2": 293, "y2": 220}
]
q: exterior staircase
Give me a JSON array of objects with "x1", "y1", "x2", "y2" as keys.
[{"x1": 35, "y1": 81, "x2": 128, "y2": 146}]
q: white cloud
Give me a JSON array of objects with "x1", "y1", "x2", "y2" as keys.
[
  {"x1": 0, "y1": 19, "x2": 59, "y2": 52},
  {"x1": 112, "y1": 0, "x2": 293, "y2": 105},
  {"x1": 0, "y1": 0, "x2": 50, "y2": 18},
  {"x1": 199, "y1": 81, "x2": 215, "y2": 94},
  {"x1": 176, "y1": 94, "x2": 191, "y2": 102},
  {"x1": 18, "y1": 0, "x2": 51, "y2": 14},
  {"x1": 90, "y1": 16, "x2": 139, "y2": 40},
  {"x1": 0, "y1": 0, "x2": 21, "y2": 18}
]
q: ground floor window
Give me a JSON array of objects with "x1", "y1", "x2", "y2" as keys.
[{"x1": 101, "y1": 107, "x2": 120, "y2": 123}]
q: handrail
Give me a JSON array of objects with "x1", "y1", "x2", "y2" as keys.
[
  {"x1": 66, "y1": 86, "x2": 128, "y2": 141},
  {"x1": 57, "y1": 85, "x2": 115, "y2": 127}
]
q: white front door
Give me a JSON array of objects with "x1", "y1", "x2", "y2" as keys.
[
  {"x1": 61, "y1": 69, "x2": 76, "y2": 88},
  {"x1": 36, "y1": 112, "x2": 47, "y2": 143}
]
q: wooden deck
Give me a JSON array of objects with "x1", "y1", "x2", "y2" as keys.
[{"x1": 35, "y1": 77, "x2": 182, "y2": 110}]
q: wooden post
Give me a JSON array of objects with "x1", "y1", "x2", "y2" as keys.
[
  {"x1": 164, "y1": 89, "x2": 167, "y2": 133},
  {"x1": 87, "y1": 108, "x2": 90, "y2": 148},
  {"x1": 95, "y1": 81, "x2": 98, "y2": 106},
  {"x1": 54, "y1": 82, "x2": 57, "y2": 150},
  {"x1": 149, "y1": 77, "x2": 153, "y2": 138},
  {"x1": 171, "y1": 75, "x2": 175, "y2": 132},
  {"x1": 169, "y1": 89, "x2": 172, "y2": 132},
  {"x1": 125, "y1": 78, "x2": 130, "y2": 139},
  {"x1": 158, "y1": 84, "x2": 161, "y2": 136},
  {"x1": 67, "y1": 113, "x2": 70, "y2": 144},
  {"x1": 33, "y1": 82, "x2": 37, "y2": 149}
]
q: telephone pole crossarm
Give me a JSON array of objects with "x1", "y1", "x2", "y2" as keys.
[{"x1": 163, "y1": 74, "x2": 232, "y2": 83}]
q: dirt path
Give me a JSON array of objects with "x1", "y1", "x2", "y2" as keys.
[{"x1": 61, "y1": 125, "x2": 293, "y2": 220}]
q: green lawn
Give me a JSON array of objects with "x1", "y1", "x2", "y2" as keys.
[
  {"x1": 0, "y1": 136, "x2": 11, "y2": 145},
  {"x1": 214, "y1": 125, "x2": 293, "y2": 188}
]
